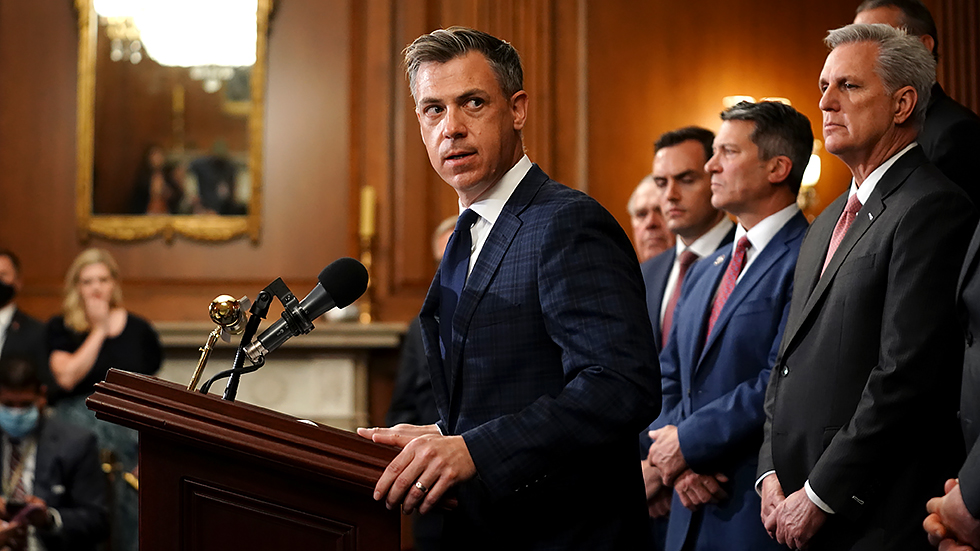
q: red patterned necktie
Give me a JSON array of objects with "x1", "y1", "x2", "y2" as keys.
[
  {"x1": 661, "y1": 250, "x2": 699, "y2": 344},
  {"x1": 822, "y1": 194, "x2": 863, "y2": 275},
  {"x1": 706, "y1": 236, "x2": 751, "y2": 338}
]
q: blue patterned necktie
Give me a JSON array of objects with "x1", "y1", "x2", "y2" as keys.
[{"x1": 439, "y1": 209, "x2": 479, "y2": 366}]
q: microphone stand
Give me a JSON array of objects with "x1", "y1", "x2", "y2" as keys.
[{"x1": 221, "y1": 289, "x2": 272, "y2": 401}]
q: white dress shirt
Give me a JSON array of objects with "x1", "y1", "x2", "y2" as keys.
[
  {"x1": 659, "y1": 217, "x2": 735, "y2": 324},
  {"x1": 460, "y1": 155, "x2": 532, "y2": 276}
]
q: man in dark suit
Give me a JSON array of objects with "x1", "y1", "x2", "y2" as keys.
[
  {"x1": 0, "y1": 356, "x2": 108, "y2": 551},
  {"x1": 855, "y1": 0, "x2": 980, "y2": 205},
  {"x1": 759, "y1": 24, "x2": 977, "y2": 551},
  {"x1": 644, "y1": 101, "x2": 811, "y2": 551},
  {"x1": 924, "y1": 226, "x2": 980, "y2": 550},
  {"x1": 358, "y1": 27, "x2": 661, "y2": 550},
  {"x1": 637, "y1": 127, "x2": 734, "y2": 541},
  {"x1": 628, "y1": 174, "x2": 675, "y2": 264},
  {"x1": 0, "y1": 249, "x2": 46, "y2": 376}
]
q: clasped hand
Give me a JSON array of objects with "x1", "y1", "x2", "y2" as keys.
[
  {"x1": 760, "y1": 474, "x2": 826, "y2": 550},
  {"x1": 357, "y1": 423, "x2": 476, "y2": 515},
  {"x1": 646, "y1": 426, "x2": 728, "y2": 512},
  {"x1": 924, "y1": 478, "x2": 980, "y2": 550}
]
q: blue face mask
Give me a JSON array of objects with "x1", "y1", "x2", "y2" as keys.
[{"x1": 0, "y1": 405, "x2": 39, "y2": 440}]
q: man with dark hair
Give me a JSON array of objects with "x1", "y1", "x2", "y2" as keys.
[
  {"x1": 0, "y1": 249, "x2": 46, "y2": 379},
  {"x1": 855, "y1": 0, "x2": 980, "y2": 204},
  {"x1": 636, "y1": 126, "x2": 734, "y2": 544},
  {"x1": 0, "y1": 356, "x2": 108, "y2": 551},
  {"x1": 643, "y1": 102, "x2": 811, "y2": 551},
  {"x1": 759, "y1": 24, "x2": 976, "y2": 551},
  {"x1": 358, "y1": 27, "x2": 660, "y2": 550},
  {"x1": 628, "y1": 175, "x2": 675, "y2": 264},
  {"x1": 642, "y1": 127, "x2": 734, "y2": 352}
]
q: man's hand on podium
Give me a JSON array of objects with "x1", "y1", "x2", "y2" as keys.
[{"x1": 358, "y1": 424, "x2": 475, "y2": 515}]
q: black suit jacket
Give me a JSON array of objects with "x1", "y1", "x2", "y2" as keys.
[
  {"x1": 955, "y1": 223, "x2": 980, "y2": 518},
  {"x1": 419, "y1": 164, "x2": 660, "y2": 550},
  {"x1": 1, "y1": 308, "x2": 47, "y2": 376},
  {"x1": 4, "y1": 416, "x2": 109, "y2": 551},
  {"x1": 919, "y1": 83, "x2": 980, "y2": 206},
  {"x1": 760, "y1": 146, "x2": 977, "y2": 550}
]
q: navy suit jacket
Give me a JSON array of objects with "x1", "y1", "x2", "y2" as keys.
[
  {"x1": 760, "y1": 147, "x2": 976, "y2": 550},
  {"x1": 4, "y1": 416, "x2": 109, "y2": 551},
  {"x1": 656, "y1": 211, "x2": 806, "y2": 551},
  {"x1": 641, "y1": 249, "x2": 675, "y2": 352},
  {"x1": 419, "y1": 164, "x2": 661, "y2": 550}
]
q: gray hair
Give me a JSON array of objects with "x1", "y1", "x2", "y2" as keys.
[
  {"x1": 404, "y1": 27, "x2": 524, "y2": 102},
  {"x1": 825, "y1": 23, "x2": 935, "y2": 128},
  {"x1": 627, "y1": 174, "x2": 658, "y2": 216}
]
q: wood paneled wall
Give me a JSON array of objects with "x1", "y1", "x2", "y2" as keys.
[
  {"x1": 1, "y1": 0, "x2": 977, "y2": 325},
  {"x1": 1, "y1": 0, "x2": 352, "y2": 322},
  {"x1": 930, "y1": 0, "x2": 980, "y2": 114}
]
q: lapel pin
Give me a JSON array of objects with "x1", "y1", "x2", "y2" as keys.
[
  {"x1": 714, "y1": 255, "x2": 725, "y2": 266},
  {"x1": 868, "y1": 212, "x2": 873, "y2": 220}
]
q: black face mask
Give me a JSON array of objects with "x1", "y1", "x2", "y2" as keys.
[{"x1": 0, "y1": 280, "x2": 15, "y2": 307}]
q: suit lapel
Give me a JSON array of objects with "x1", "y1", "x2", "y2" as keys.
[
  {"x1": 687, "y1": 251, "x2": 728, "y2": 370},
  {"x1": 782, "y1": 147, "x2": 924, "y2": 356},
  {"x1": 445, "y1": 165, "x2": 547, "y2": 415},
  {"x1": 420, "y1": 269, "x2": 453, "y2": 422},
  {"x1": 698, "y1": 213, "x2": 805, "y2": 370}
]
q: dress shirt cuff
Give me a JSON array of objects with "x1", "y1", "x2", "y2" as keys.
[
  {"x1": 804, "y1": 480, "x2": 836, "y2": 514},
  {"x1": 43, "y1": 507, "x2": 64, "y2": 533},
  {"x1": 755, "y1": 470, "x2": 776, "y2": 496}
]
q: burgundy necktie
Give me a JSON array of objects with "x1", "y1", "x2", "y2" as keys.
[
  {"x1": 661, "y1": 250, "x2": 699, "y2": 344},
  {"x1": 822, "y1": 194, "x2": 863, "y2": 275},
  {"x1": 706, "y1": 236, "x2": 751, "y2": 338}
]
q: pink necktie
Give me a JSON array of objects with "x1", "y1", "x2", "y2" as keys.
[
  {"x1": 822, "y1": 194, "x2": 863, "y2": 275},
  {"x1": 707, "y1": 236, "x2": 751, "y2": 338},
  {"x1": 661, "y1": 250, "x2": 699, "y2": 344}
]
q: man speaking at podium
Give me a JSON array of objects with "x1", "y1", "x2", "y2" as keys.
[{"x1": 358, "y1": 27, "x2": 661, "y2": 550}]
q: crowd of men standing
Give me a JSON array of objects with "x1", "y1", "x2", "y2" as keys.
[
  {"x1": 628, "y1": 2, "x2": 980, "y2": 550},
  {"x1": 365, "y1": 0, "x2": 980, "y2": 549}
]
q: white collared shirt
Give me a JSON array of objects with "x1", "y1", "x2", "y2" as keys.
[
  {"x1": 845, "y1": 141, "x2": 918, "y2": 207},
  {"x1": 460, "y1": 155, "x2": 533, "y2": 276},
  {"x1": 0, "y1": 302, "x2": 16, "y2": 357},
  {"x1": 731, "y1": 202, "x2": 801, "y2": 284},
  {"x1": 659, "y1": 217, "x2": 735, "y2": 324}
]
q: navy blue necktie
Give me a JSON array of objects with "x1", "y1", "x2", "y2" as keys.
[{"x1": 439, "y1": 209, "x2": 479, "y2": 366}]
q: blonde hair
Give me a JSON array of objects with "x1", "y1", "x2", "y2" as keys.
[{"x1": 63, "y1": 248, "x2": 124, "y2": 333}]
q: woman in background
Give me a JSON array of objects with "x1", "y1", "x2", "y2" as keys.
[{"x1": 46, "y1": 248, "x2": 161, "y2": 551}]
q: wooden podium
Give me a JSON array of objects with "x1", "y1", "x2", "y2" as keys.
[{"x1": 87, "y1": 369, "x2": 401, "y2": 550}]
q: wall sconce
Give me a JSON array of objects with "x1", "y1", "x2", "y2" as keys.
[
  {"x1": 802, "y1": 139, "x2": 823, "y2": 188},
  {"x1": 722, "y1": 95, "x2": 756, "y2": 109},
  {"x1": 760, "y1": 97, "x2": 792, "y2": 106}
]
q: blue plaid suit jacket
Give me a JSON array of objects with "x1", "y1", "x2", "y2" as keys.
[{"x1": 419, "y1": 164, "x2": 661, "y2": 550}]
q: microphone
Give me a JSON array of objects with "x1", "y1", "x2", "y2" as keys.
[{"x1": 243, "y1": 258, "x2": 368, "y2": 362}]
